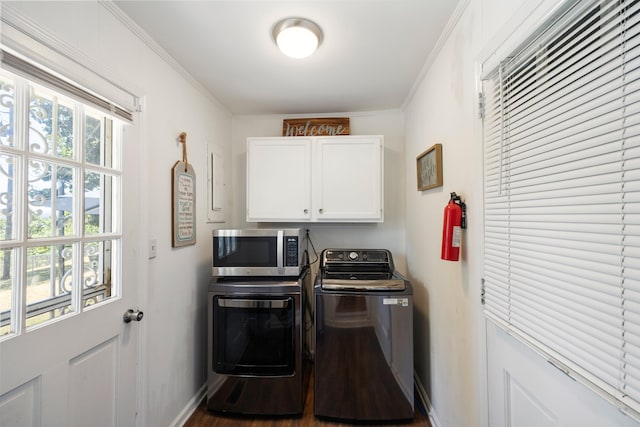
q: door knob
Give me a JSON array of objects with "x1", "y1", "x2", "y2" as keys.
[{"x1": 123, "y1": 309, "x2": 144, "y2": 323}]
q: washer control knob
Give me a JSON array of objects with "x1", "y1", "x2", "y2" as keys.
[{"x1": 349, "y1": 251, "x2": 359, "y2": 260}]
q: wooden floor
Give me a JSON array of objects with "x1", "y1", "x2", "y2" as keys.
[{"x1": 183, "y1": 373, "x2": 432, "y2": 427}]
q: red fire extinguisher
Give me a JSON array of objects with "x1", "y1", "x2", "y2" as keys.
[{"x1": 441, "y1": 192, "x2": 467, "y2": 261}]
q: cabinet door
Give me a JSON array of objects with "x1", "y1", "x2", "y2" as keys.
[
  {"x1": 246, "y1": 138, "x2": 312, "y2": 222},
  {"x1": 313, "y1": 136, "x2": 383, "y2": 222}
]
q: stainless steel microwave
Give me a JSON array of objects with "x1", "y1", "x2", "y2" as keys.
[{"x1": 211, "y1": 229, "x2": 304, "y2": 277}]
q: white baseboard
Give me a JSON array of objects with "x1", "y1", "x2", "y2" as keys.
[
  {"x1": 171, "y1": 383, "x2": 207, "y2": 427},
  {"x1": 414, "y1": 372, "x2": 442, "y2": 427},
  {"x1": 177, "y1": 376, "x2": 436, "y2": 427}
]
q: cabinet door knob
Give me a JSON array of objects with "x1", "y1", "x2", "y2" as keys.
[
  {"x1": 304, "y1": 209, "x2": 309, "y2": 214},
  {"x1": 319, "y1": 208, "x2": 324, "y2": 214}
]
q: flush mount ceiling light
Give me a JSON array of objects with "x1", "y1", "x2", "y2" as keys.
[{"x1": 273, "y1": 17, "x2": 323, "y2": 59}]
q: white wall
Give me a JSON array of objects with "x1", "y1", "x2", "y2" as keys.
[
  {"x1": 403, "y1": 0, "x2": 483, "y2": 422},
  {"x1": 3, "y1": 2, "x2": 233, "y2": 426},
  {"x1": 231, "y1": 111, "x2": 408, "y2": 273}
]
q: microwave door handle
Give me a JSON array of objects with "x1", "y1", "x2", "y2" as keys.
[{"x1": 277, "y1": 229, "x2": 284, "y2": 275}]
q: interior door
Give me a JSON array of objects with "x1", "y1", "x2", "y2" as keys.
[{"x1": 0, "y1": 120, "x2": 142, "y2": 427}]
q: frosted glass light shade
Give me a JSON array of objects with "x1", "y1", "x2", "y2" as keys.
[{"x1": 273, "y1": 18, "x2": 323, "y2": 59}]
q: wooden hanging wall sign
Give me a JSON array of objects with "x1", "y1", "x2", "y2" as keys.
[
  {"x1": 282, "y1": 117, "x2": 350, "y2": 136},
  {"x1": 172, "y1": 132, "x2": 196, "y2": 247}
]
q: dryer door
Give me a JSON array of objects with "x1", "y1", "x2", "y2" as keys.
[{"x1": 212, "y1": 296, "x2": 295, "y2": 376}]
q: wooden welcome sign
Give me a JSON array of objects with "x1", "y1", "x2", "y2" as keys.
[{"x1": 283, "y1": 117, "x2": 350, "y2": 136}]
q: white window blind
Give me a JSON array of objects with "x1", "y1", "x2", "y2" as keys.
[
  {"x1": 483, "y1": 0, "x2": 640, "y2": 418},
  {"x1": 0, "y1": 48, "x2": 134, "y2": 122}
]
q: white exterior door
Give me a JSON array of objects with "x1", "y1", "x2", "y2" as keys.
[{"x1": 0, "y1": 104, "x2": 142, "y2": 426}]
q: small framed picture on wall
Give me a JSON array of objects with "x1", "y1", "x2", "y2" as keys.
[{"x1": 416, "y1": 143, "x2": 443, "y2": 191}]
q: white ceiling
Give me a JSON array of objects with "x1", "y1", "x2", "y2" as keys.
[{"x1": 113, "y1": 0, "x2": 461, "y2": 115}]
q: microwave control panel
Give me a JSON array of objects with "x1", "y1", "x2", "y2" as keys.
[{"x1": 285, "y1": 236, "x2": 299, "y2": 266}]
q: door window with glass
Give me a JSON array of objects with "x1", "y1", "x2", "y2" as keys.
[{"x1": 0, "y1": 67, "x2": 123, "y2": 337}]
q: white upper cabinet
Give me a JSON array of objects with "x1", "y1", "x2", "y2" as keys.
[
  {"x1": 247, "y1": 135, "x2": 384, "y2": 223},
  {"x1": 313, "y1": 136, "x2": 383, "y2": 221},
  {"x1": 246, "y1": 137, "x2": 312, "y2": 222}
]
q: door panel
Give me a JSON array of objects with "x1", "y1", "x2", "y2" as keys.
[
  {"x1": 505, "y1": 372, "x2": 557, "y2": 427},
  {"x1": 0, "y1": 302, "x2": 138, "y2": 425},
  {"x1": 0, "y1": 378, "x2": 39, "y2": 427},
  {"x1": 486, "y1": 321, "x2": 639, "y2": 427},
  {"x1": 69, "y1": 337, "x2": 118, "y2": 427}
]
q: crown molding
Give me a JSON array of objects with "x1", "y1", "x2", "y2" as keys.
[
  {"x1": 99, "y1": 0, "x2": 230, "y2": 115},
  {"x1": 402, "y1": 0, "x2": 472, "y2": 111}
]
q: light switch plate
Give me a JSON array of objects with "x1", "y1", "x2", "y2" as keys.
[{"x1": 149, "y1": 238, "x2": 157, "y2": 259}]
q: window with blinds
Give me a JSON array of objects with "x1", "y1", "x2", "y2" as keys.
[{"x1": 482, "y1": 0, "x2": 640, "y2": 418}]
